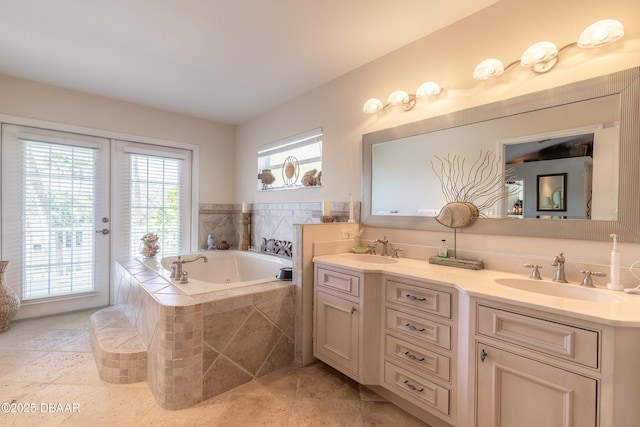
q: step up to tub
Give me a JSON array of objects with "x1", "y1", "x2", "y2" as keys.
[{"x1": 90, "y1": 305, "x2": 147, "y2": 384}]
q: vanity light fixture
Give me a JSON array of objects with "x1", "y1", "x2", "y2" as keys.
[
  {"x1": 578, "y1": 18, "x2": 624, "y2": 48},
  {"x1": 473, "y1": 18, "x2": 624, "y2": 79},
  {"x1": 416, "y1": 81, "x2": 442, "y2": 98},
  {"x1": 520, "y1": 41, "x2": 559, "y2": 73},
  {"x1": 362, "y1": 98, "x2": 385, "y2": 114},
  {"x1": 473, "y1": 58, "x2": 506, "y2": 80},
  {"x1": 387, "y1": 90, "x2": 410, "y2": 105},
  {"x1": 363, "y1": 82, "x2": 442, "y2": 114}
]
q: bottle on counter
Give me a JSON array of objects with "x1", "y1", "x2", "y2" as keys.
[{"x1": 438, "y1": 239, "x2": 449, "y2": 258}]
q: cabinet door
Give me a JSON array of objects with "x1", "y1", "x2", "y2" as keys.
[
  {"x1": 477, "y1": 343, "x2": 597, "y2": 427},
  {"x1": 314, "y1": 291, "x2": 359, "y2": 375}
]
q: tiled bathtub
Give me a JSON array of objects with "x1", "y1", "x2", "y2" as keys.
[{"x1": 113, "y1": 256, "x2": 295, "y2": 410}]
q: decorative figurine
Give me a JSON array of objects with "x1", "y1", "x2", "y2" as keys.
[{"x1": 139, "y1": 233, "x2": 160, "y2": 258}]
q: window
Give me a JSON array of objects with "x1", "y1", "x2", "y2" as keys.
[
  {"x1": 113, "y1": 140, "x2": 192, "y2": 259},
  {"x1": 257, "y1": 128, "x2": 322, "y2": 190}
]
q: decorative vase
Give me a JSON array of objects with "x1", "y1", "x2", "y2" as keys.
[
  {"x1": 0, "y1": 261, "x2": 20, "y2": 333},
  {"x1": 139, "y1": 233, "x2": 160, "y2": 258},
  {"x1": 217, "y1": 241, "x2": 230, "y2": 250}
]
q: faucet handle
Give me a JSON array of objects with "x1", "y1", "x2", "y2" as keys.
[
  {"x1": 580, "y1": 270, "x2": 606, "y2": 288},
  {"x1": 366, "y1": 242, "x2": 377, "y2": 255},
  {"x1": 179, "y1": 270, "x2": 189, "y2": 284},
  {"x1": 523, "y1": 263, "x2": 543, "y2": 280},
  {"x1": 392, "y1": 247, "x2": 404, "y2": 259}
]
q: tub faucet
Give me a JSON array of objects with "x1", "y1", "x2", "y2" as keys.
[
  {"x1": 182, "y1": 254, "x2": 208, "y2": 264},
  {"x1": 172, "y1": 255, "x2": 208, "y2": 281},
  {"x1": 377, "y1": 236, "x2": 390, "y2": 256},
  {"x1": 551, "y1": 253, "x2": 568, "y2": 283}
]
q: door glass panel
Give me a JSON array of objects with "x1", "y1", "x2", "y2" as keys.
[
  {"x1": 22, "y1": 140, "x2": 98, "y2": 299},
  {"x1": 1, "y1": 124, "x2": 110, "y2": 318}
]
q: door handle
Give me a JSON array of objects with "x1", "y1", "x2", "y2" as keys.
[{"x1": 96, "y1": 229, "x2": 110, "y2": 235}]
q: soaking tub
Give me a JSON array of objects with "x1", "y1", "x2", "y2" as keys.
[
  {"x1": 160, "y1": 250, "x2": 292, "y2": 295},
  {"x1": 112, "y1": 250, "x2": 295, "y2": 409}
]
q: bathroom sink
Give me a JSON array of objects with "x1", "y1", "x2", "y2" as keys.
[
  {"x1": 340, "y1": 254, "x2": 398, "y2": 264},
  {"x1": 494, "y1": 278, "x2": 624, "y2": 303}
]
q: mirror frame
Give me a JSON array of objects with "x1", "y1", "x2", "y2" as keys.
[{"x1": 362, "y1": 67, "x2": 640, "y2": 242}]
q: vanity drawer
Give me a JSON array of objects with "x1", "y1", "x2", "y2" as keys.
[
  {"x1": 385, "y1": 334, "x2": 451, "y2": 381},
  {"x1": 386, "y1": 308, "x2": 451, "y2": 350},
  {"x1": 383, "y1": 361, "x2": 450, "y2": 416},
  {"x1": 316, "y1": 267, "x2": 360, "y2": 298},
  {"x1": 386, "y1": 279, "x2": 451, "y2": 318},
  {"x1": 477, "y1": 305, "x2": 599, "y2": 368}
]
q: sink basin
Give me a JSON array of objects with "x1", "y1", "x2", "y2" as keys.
[
  {"x1": 494, "y1": 278, "x2": 624, "y2": 303},
  {"x1": 340, "y1": 254, "x2": 398, "y2": 264}
]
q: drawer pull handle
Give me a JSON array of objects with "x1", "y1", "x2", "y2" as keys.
[
  {"x1": 480, "y1": 348, "x2": 488, "y2": 363},
  {"x1": 404, "y1": 351, "x2": 425, "y2": 362},
  {"x1": 405, "y1": 323, "x2": 426, "y2": 332},
  {"x1": 404, "y1": 380, "x2": 424, "y2": 393},
  {"x1": 406, "y1": 294, "x2": 426, "y2": 302},
  {"x1": 350, "y1": 306, "x2": 357, "y2": 314}
]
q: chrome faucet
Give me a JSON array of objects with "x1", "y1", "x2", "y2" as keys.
[
  {"x1": 580, "y1": 270, "x2": 606, "y2": 288},
  {"x1": 392, "y1": 247, "x2": 404, "y2": 259},
  {"x1": 171, "y1": 255, "x2": 208, "y2": 282},
  {"x1": 551, "y1": 253, "x2": 568, "y2": 283},
  {"x1": 523, "y1": 263, "x2": 542, "y2": 279},
  {"x1": 377, "y1": 236, "x2": 390, "y2": 256},
  {"x1": 366, "y1": 242, "x2": 377, "y2": 255}
]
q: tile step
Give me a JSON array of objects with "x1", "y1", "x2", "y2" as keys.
[{"x1": 90, "y1": 305, "x2": 147, "y2": 384}]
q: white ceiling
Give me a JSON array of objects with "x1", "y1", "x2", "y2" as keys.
[{"x1": 0, "y1": 0, "x2": 499, "y2": 124}]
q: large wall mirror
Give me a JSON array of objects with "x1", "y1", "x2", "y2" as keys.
[{"x1": 362, "y1": 67, "x2": 640, "y2": 242}]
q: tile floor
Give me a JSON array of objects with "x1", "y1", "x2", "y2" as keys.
[{"x1": 0, "y1": 309, "x2": 431, "y2": 426}]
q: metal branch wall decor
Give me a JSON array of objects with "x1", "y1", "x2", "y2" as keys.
[{"x1": 431, "y1": 150, "x2": 517, "y2": 228}]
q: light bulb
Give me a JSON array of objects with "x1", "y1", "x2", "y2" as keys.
[
  {"x1": 473, "y1": 59, "x2": 505, "y2": 80},
  {"x1": 362, "y1": 98, "x2": 384, "y2": 114},
  {"x1": 578, "y1": 19, "x2": 624, "y2": 48},
  {"x1": 521, "y1": 41, "x2": 558, "y2": 73},
  {"x1": 387, "y1": 90, "x2": 409, "y2": 106},
  {"x1": 416, "y1": 81, "x2": 442, "y2": 98}
]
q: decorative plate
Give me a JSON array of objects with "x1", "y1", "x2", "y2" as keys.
[{"x1": 282, "y1": 156, "x2": 299, "y2": 186}]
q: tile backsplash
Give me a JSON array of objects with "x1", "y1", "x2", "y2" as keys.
[{"x1": 198, "y1": 201, "x2": 360, "y2": 251}]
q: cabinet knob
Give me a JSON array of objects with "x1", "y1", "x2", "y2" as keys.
[
  {"x1": 350, "y1": 306, "x2": 357, "y2": 314},
  {"x1": 480, "y1": 348, "x2": 488, "y2": 363}
]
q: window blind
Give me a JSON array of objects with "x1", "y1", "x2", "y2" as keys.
[
  {"x1": 2, "y1": 130, "x2": 101, "y2": 301},
  {"x1": 112, "y1": 140, "x2": 191, "y2": 259},
  {"x1": 257, "y1": 128, "x2": 322, "y2": 190}
]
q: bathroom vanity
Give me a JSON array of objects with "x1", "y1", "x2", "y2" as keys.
[{"x1": 313, "y1": 254, "x2": 640, "y2": 427}]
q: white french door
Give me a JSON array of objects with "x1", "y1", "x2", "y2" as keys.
[{"x1": 1, "y1": 124, "x2": 110, "y2": 319}]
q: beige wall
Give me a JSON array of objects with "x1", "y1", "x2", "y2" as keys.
[
  {"x1": 235, "y1": 0, "x2": 640, "y2": 205},
  {"x1": 234, "y1": 0, "x2": 640, "y2": 273},
  {"x1": 0, "y1": 74, "x2": 235, "y2": 203}
]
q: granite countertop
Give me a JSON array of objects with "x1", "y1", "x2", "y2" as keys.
[{"x1": 313, "y1": 253, "x2": 640, "y2": 327}]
